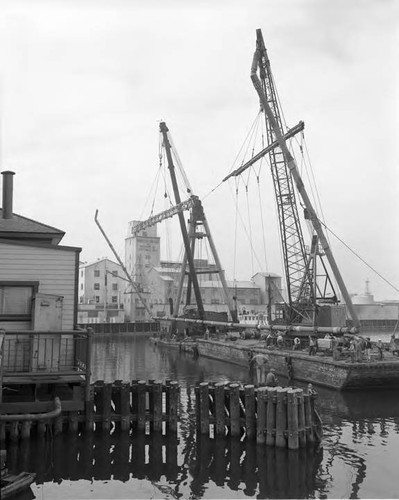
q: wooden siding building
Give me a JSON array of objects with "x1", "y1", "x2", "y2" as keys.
[{"x1": 0, "y1": 171, "x2": 90, "y2": 412}]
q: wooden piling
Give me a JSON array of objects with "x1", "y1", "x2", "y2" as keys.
[
  {"x1": 287, "y1": 388, "x2": 299, "y2": 450},
  {"x1": 229, "y1": 383, "x2": 240, "y2": 437},
  {"x1": 137, "y1": 380, "x2": 147, "y2": 432},
  {"x1": 120, "y1": 383, "x2": 131, "y2": 431},
  {"x1": 244, "y1": 385, "x2": 256, "y2": 440},
  {"x1": 167, "y1": 381, "x2": 179, "y2": 433},
  {"x1": 214, "y1": 382, "x2": 226, "y2": 437},
  {"x1": 101, "y1": 383, "x2": 113, "y2": 432},
  {"x1": 21, "y1": 420, "x2": 31, "y2": 439},
  {"x1": 297, "y1": 389, "x2": 306, "y2": 448},
  {"x1": 275, "y1": 388, "x2": 288, "y2": 448},
  {"x1": 199, "y1": 382, "x2": 210, "y2": 435},
  {"x1": 256, "y1": 387, "x2": 267, "y2": 445},
  {"x1": 152, "y1": 380, "x2": 163, "y2": 432},
  {"x1": 37, "y1": 419, "x2": 46, "y2": 436},
  {"x1": 303, "y1": 393, "x2": 315, "y2": 445},
  {"x1": 265, "y1": 388, "x2": 276, "y2": 447}
]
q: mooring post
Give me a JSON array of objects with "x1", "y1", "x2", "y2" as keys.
[
  {"x1": 287, "y1": 388, "x2": 299, "y2": 449},
  {"x1": 229, "y1": 383, "x2": 240, "y2": 437},
  {"x1": 244, "y1": 384, "x2": 256, "y2": 440},
  {"x1": 296, "y1": 389, "x2": 306, "y2": 447},
  {"x1": 256, "y1": 387, "x2": 267, "y2": 445},
  {"x1": 214, "y1": 382, "x2": 226, "y2": 437},
  {"x1": 275, "y1": 387, "x2": 288, "y2": 448},
  {"x1": 199, "y1": 382, "x2": 210, "y2": 435},
  {"x1": 266, "y1": 387, "x2": 276, "y2": 447},
  {"x1": 137, "y1": 380, "x2": 147, "y2": 432}
]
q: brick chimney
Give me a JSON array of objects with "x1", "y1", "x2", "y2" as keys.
[{"x1": 1, "y1": 171, "x2": 15, "y2": 219}]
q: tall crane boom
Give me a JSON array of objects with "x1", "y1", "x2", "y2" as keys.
[
  {"x1": 253, "y1": 30, "x2": 315, "y2": 323},
  {"x1": 130, "y1": 196, "x2": 198, "y2": 236},
  {"x1": 251, "y1": 29, "x2": 359, "y2": 327}
]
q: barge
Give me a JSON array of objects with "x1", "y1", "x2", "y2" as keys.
[{"x1": 196, "y1": 338, "x2": 399, "y2": 390}]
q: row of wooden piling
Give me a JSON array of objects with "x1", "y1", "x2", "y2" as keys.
[
  {"x1": 0, "y1": 380, "x2": 180, "y2": 441},
  {"x1": 195, "y1": 382, "x2": 320, "y2": 449}
]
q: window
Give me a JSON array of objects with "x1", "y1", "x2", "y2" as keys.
[
  {"x1": 112, "y1": 296, "x2": 118, "y2": 303},
  {"x1": 112, "y1": 270, "x2": 118, "y2": 277},
  {"x1": 0, "y1": 282, "x2": 38, "y2": 321},
  {"x1": 80, "y1": 284, "x2": 83, "y2": 290},
  {"x1": 79, "y1": 297, "x2": 84, "y2": 303},
  {"x1": 94, "y1": 283, "x2": 100, "y2": 290},
  {"x1": 94, "y1": 270, "x2": 100, "y2": 277},
  {"x1": 95, "y1": 296, "x2": 100, "y2": 303},
  {"x1": 112, "y1": 283, "x2": 118, "y2": 291}
]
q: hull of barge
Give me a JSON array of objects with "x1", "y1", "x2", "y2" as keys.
[{"x1": 196, "y1": 339, "x2": 399, "y2": 390}]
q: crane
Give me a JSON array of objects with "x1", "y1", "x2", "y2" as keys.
[{"x1": 249, "y1": 29, "x2": 359, "y2": 328}]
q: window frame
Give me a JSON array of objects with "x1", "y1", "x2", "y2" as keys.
[{"x1": 0, "y1": 281, "x2": 39, "y2": 322}]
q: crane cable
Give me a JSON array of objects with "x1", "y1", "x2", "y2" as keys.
[{"x1": 320, "y1": 220, "x2": 399, "y2": 293}]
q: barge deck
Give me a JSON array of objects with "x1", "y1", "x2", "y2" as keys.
[{"x1": 195, "y1": 338, "x2": 399, "y2": 390}]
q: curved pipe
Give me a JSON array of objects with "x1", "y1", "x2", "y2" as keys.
[{"x1": 0, "y1": 397, "x2": 62, "y2": 422}]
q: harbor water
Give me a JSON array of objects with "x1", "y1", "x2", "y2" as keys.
[{"x1": 7, "y1": 332, "x2": 399, "y2": 499}]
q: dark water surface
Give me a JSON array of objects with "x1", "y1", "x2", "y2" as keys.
[{"x1": 8, "y1": 333, "x2": 399, "y2": 499}]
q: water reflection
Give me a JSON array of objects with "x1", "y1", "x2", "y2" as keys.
[
  {"x1": 5, "y1": 333, "x2": 399, "y2": 499},
  {"x1": 7, "y1": 432, "x2": 325, "y2": 500}
]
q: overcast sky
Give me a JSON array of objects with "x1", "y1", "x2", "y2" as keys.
[{"x1": 1, "y1": 0, "x2": 398, "y2": 301}]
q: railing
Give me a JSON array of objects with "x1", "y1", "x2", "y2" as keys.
[{"x1": 1, "y1": 330, "x2": 90, "y2": 374}]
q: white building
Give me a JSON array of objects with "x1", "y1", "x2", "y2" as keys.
[{"x1": 78, "y1": 258, "x2": 125, "y2": 323}]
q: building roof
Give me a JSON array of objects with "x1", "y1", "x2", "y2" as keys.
[
  {"x1": 0, "y1": 210, "x2": 65, "y2": 244},
  {"x1": 80, "y1": 257, "x2": 122, "y2": 269},
  {"x1": 252, "y1": 272, "x2": 281, "y2": 279}
]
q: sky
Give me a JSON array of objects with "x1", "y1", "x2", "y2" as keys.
[{"x1": 1, "y1": 0, "x2": 398, "y2": 301}]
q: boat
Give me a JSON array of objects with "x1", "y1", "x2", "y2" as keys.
[{"x1": 1, "y1": 471, "x2": 36, "y2": 499}]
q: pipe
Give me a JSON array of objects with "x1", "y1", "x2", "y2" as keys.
[
  {"x1": 0, "y1": 397, "x2": 62, "y2": 422},
  {"x1": 1, "y1": 171, "x2": 15, "y2": 219},
  {"x1": 153, "y1": 316, "x2": 358, "y2": 335}
]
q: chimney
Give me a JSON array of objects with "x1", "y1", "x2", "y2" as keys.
[{"x1": 1, "y1": 171, "x2": 15, "y2": 219}]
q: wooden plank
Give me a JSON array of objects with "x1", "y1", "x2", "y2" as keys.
[
  {"x1": 287, "y1": 389, "x2": 299, "y2": 449},
  {"x1": 214, "y1": 382, "x2": 226, "y2": 437},
  {"x1": 244, "y1": 385, "x2": 256, "y2": 440}
]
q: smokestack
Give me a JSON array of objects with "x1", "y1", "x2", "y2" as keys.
[{"x1": 1, "y1": 171, "x2": 15, "y2": 219}]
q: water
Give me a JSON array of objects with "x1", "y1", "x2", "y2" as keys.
[{"x1": 6, "y1": 333, "x2": 399, "y2": 499}]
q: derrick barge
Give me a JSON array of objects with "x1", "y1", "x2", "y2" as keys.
[{"x1": 196, "y1": 338, "x2": 399, "y2": 390}]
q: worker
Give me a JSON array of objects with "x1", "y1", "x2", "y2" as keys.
[
  {"x1": 265, "y1": 368, "x2": 278, "y2": 387},
  {"x1": 277, "y1": 332, "x2": 284, "y2": 349},
  {"x1": 308, "y1": 335, "x2": 316, "y2": 356},
  {"x1": 293, "y1": 337, "x2": 301, "y2": 350},
  {"x1": 376, "y1": 339, "x2": 384, "y2": 360},
  {"x1": 364, "y1": 337, "x2": 372, "y2": 361},
  {"x1": 349, "y1": 338, "x2": 356, "y2": 362}
]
